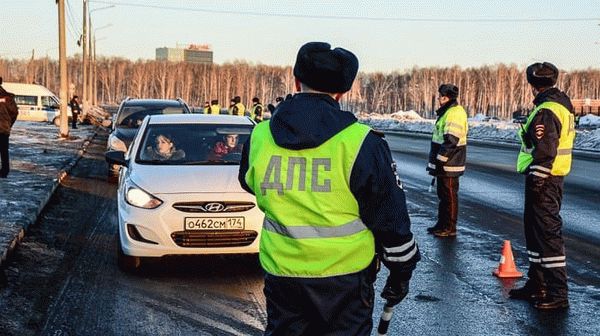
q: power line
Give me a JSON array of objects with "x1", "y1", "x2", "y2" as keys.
[
  {"x1": 89, "y1": 1, "x2": 600, "y2": 22},
  {"x1": 65, "y1": 0, "x2": 83, "y2": 38}
]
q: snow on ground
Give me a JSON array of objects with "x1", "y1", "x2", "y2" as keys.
[{"x1": 359, "y1": 111, "x2": 600, "y2": 152}]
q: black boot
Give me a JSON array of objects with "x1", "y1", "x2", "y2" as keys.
[
  {"x1": 534, "y1": 296, "x2": 569, "y2": 310},
  {"x1": 427, "y1": 224, "x2": 443, "y2": 234},
  {"x1": 509, "y1": 283, "x2": 547, "y2": 301}
]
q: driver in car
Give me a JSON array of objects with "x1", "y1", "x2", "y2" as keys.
[{"x1": 207, "y1": 134, "x2": 242, "y2": 161}]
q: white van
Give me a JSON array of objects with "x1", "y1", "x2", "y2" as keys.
[{"x1": 2, "y1": 82, "x2": 72, "y2": 126}]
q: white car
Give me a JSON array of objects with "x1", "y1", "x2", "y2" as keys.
[{"x1": 106, "y1": 114, "x2": 262, "y2": 272}]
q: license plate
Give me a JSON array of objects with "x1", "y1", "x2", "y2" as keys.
[{"x1": 184, "y1": 217, "x2": 245, "y2": 230}]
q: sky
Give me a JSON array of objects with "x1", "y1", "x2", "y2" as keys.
[{"x1": 1, "y1": 0, "x2": 600, "y2": 73}]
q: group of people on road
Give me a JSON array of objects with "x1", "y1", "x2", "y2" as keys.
[
  {"x1": 237, "y1": 41, "x2": 574, "y2": 335},
  {"x1": 203, "y1": 95, "x2": 289, "y2": 124},
  {"x1": 1, "y1": 39, "x2": 574, "y2": 334}
]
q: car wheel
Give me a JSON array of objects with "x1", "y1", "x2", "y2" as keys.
[{"x1": 117, "y1": 241, "x2": 142, "y2": 273}]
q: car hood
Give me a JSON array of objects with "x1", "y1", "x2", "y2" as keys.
[{"x1": 130, "y1": 165, "x2": 246, "y2": 194}]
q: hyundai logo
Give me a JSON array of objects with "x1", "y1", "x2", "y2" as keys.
[{"x1": 204, "y1": 202, "x2": 226, "y2": 212}]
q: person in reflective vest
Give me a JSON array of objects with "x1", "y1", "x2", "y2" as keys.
[
  {"x1": 202, "y1": 101, "x2": 210, "y2": 114},
  {"x1": 228, "y1": 98, "x2": 236, "y2": 115},
  {"x1": 232, "y1": 96, "x2": 245, "y2": 116},
  {"x1": 426, "y1": 84, "x2": 468, "y2": 237},
  {"x1": 238, "y1": 42, "x2": 420, "y2": 335},
  {"x1": 509, "y1": 62, "x2": 575, "y2": 310},
  {"x1": 250, "y1": 97, "x2": 263, "y2": 123},
  {"x1": 209, "y1": 100, "x2": 221, "y2": 115}
]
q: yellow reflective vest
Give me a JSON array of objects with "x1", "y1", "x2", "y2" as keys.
[
  {"x1": 517, "y1": 101, "x2": 575, "y2": 176},
  {"x1": 245, "y1": 121, "x2": 375, "y2": 277},
  {"x1": 428, "y1": 105, "x2": 468, "y2": 177}
]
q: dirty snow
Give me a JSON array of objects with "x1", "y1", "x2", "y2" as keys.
[{"x1": 359, "y1": 112, "x2": 600, "y2": 152}]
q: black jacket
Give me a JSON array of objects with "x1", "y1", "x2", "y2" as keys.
[
  {"x1": 238, "y1": 93, "x2": 420, "y2": 278},
  {"x1": 0, "y1": 86, "x2": 19, "y2": 135},
  {"x1": 524, "y1": 88, "x2": 573, "y2": 176}
]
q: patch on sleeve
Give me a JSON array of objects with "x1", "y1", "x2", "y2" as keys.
[
  {"x1": 0, "y1": 98, "x2": 6, "y2": 103},
  {"x1": 534, "y1": 124, "x2": 545, "y2": 139}
]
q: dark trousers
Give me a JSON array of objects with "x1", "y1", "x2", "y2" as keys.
[
  {"x1": 0, "y1": 134, "x2": 9, "y2": 177},
  {"x1": 436, "y1": 176, "x2": 460, "y2": 231},
  {"x1": 72, "y1": 112, "x2": 79, "y2": 128},
  {"x1": 524, "y1": 175, "x2": 568, "y2": 299},
  {"x1": 263, "y1": 264, "x2": 376, "y2": 336}
]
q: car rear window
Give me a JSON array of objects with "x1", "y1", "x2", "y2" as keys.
[
  {"x1": 116, "y1": 105, "x2": 187, "y2": 128},
  {"x1": 135, "y1": 124, "x2": 253, "y2": 165}
]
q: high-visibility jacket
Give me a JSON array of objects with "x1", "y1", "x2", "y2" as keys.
[
  {"x1": 245, "y1": 121, "x2": 375, "y2": 277},
  {"x1": 517, "y1": 101, "x2": 575, "y2": 176},
  {"x1": 251, "y1": 103, "x2": 263, "y2": 121},
  {"x1": 427, "y1": 104, "x2": 468, "y2": 177},
  {"x1": 234, "y1": 102, "x2": 245, "y2": 116},
  {"x1": 209, "y1": 104, "x2": 221, "y2": 115}
]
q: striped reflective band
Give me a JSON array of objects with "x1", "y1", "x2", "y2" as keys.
[
  {"x1": 445, "y1": 121, "x2": 465, "y2": 131},
  {"x1": 530, "y1": 165, "x2": 551, "y2": 173},
  {"x1": 529, "y1": 171, "x2": 549, "y2": 178},
  {"x1": 428, "y1": 163, "x2": 436, "y2": 169},
  {"x1": 528, "y1": 253, "x2": 566, "y2": 268},
  {"x1": 382, "y1": 239, "x2": 418, "y2": 263},
  {"x1": 383, "y1": 237, "x2": 415, "y2": 253},
  {"x1": 443, "y1": 166, "x2": 465, "y2": 172},
  {"x1": 263, "y1": 217, "x2": 367, "y2": 239},
  {"x1": 557, "y1": 148, "x2": 572, "y2": 155},
  {"x1": 436, "y1": 154, "x2": 449, "y2": 162}
]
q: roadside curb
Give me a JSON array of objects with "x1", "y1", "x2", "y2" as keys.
[
  {"x1": 382, "y1": 129, "x2": 600, "y2": 160},
  {"x1": 0, "y1": 127, "x2": 100, "y2": 271}
]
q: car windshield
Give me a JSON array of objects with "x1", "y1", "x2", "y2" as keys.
[
  {"x1": 116, "y1": 105, "x2": 186, "y2": 128},
  {"x1": 135, "y1": 124, "x2": 253, "y2": 165}
]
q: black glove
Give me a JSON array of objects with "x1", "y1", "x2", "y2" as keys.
[{"x1": 381, "y1": 274, "x2": 410, "y2": 307}]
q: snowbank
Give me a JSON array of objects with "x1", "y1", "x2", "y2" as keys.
[{"x1": 359, "y1": 111, "x2": 600, "y2": 152}]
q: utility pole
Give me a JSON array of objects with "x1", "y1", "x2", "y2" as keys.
[
  {"x1": 87, "y1": 18, "x2": 93, "y2": 110},
  {"x1": 57, "y1": 0, "x2": 69, "y2": 138},
  {"x1": 93, "y1": 36, "x2": 98, "y2": 106},
  {"x1": 82, "y1": 0, "x2": 88, "y2": 118}
]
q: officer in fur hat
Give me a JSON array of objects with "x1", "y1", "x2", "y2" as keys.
[
  {"x1": 238, "y1": 42, "x2": 420, "y2": 335},
  {"x1": 509, "y1": 62, "x2": 574, "y2": 310}
]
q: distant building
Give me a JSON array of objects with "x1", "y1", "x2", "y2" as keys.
[{"x1": 155, "y1": 44, "x2": 213, "y2": 64}]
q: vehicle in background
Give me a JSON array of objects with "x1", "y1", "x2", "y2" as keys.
[
  {"x1": 2, "y1": 82, "x2": 73, "y2": 126},
  {"x1": 105, "y1": 114, "x2": 260, "y2": 272},
  {"x1": 106, "y1": 97, "x2": 191, "y2": 178}
]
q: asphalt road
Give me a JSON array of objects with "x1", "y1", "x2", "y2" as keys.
[{"x1": 0, "y1": 130, "x2": 598, "y2": 335}]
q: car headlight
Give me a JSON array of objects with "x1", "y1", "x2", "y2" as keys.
[
  {"x1": 108, "y1": 134, "x2": 128, "y2": 152},
  {"x1": 124, "y1": 180, "x2": 162, "y2": 209}
]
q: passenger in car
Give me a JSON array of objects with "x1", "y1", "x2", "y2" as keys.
[
  {"x1": 143, "y1": 134, "x2": 185, "y2": 161},
  {"x1": 207, "y1": 134, "x2": 242, "y2": 161}
]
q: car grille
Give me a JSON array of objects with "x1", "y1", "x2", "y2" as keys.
[
  {"x1": 172, "y1": 201, "x2": 255, "y2": 213},
  {"x1": 171, "y1": 230, "x2": 258, "y2": 248}
]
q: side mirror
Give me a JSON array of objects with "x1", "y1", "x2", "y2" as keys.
[{"x1": 105, "y1": 150, "x2": 127, "y2": 166}]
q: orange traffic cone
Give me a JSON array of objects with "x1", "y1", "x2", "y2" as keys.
[{"x1": 492, "y1": 240, "x2": 523, "y2": 278}]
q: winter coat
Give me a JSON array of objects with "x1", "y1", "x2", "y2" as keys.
[{"x1": 0, "y1": 86, "x2": 19, "y2": 135}]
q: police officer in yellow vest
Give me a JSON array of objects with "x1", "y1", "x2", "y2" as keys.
[
  {"x1": 509, "y1": 62, "x2": 575, "y2": 310},
  {"x1": 250, "y1": 97, "x2": 264, "y2": 123},
  {"x1": 238, "y1": 42, "x2": 420, "y2": 335},
  {"x1": 232, "y1": 96, "x2": 245, "y2": 116},
  {"x1": 209, "y1": 100, "x2": 221, "y2": 115},
  {"x1": 426, "y1": 84, "x2": 468, "y2": 237}
]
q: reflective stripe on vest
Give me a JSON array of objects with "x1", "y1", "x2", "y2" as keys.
[
  {"x1": 245, "y1": 121, "x2": 375, "y2": 277},
  {"x1": 432, "y1": 105, "x2": 468, "y2": 146},
  {"x1": 517, "y1": 101, "x2": 575, "y2": 176}
]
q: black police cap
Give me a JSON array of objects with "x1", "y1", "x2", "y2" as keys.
[{"x1": 438, "y1": 84, "x2": 459, "y2": 99}]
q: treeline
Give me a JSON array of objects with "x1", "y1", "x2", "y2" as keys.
[{"x1": 1, "y1": 57, "x2": 599, "y2": 119}]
